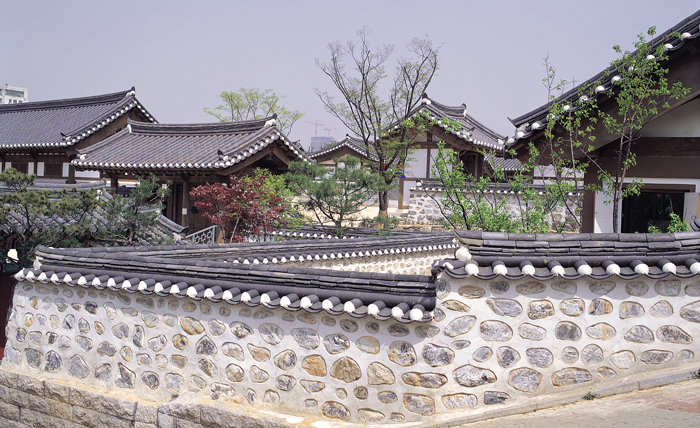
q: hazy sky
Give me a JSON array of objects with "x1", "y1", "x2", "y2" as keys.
[{"x1": 4, "y1": 1, "x2": 698, "y2": 149}]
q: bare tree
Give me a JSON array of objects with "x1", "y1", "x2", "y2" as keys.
[{"x1": 315, "y1": 28, "x2": 439, "y2": 216}]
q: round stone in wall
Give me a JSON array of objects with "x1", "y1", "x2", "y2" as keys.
[
  {"x1": 590, "y1": 281, "x2": 616, "y2": 295},
  {"x1": 551, "y1": 368, "x2": 591, "y2": 387},
  {"x1": 389, "y1": 412, "x2": 405, "y2": 422},
  {"x1": 402, "y1": 372, "x2": 448, "y2": 389},
  {"x1": 265, "y1": 389, "x2": 281, "y2": 403},
  {"x1": 141, "y1": 372, "x2": 160, "y2": 390},
  {"x1": 355, "y1": 409, "x2": 384, "y2": 424},
  {"x1": 356, "y1": 336, "x2": 380, "y2": 354},
  {"x1": 322, "y1": 401, "x2": 351, "y2": 422},
  {"x1": 508, "y1": 368, "x2": 542, "y2": 392},
  {"x1": 552, "y1": 281, "x2": 577, "y2": 295},
  {"x1": 68, "y1": 355, "x2": 89, "y2": 379},
  {"x1": 402, "y1": 393, "x2": 435, "y2": 416},
  {"x1": 518, "y1": 323, "x2": 546, "y2": 341},
  {"x1": 170, "y1": 355, "x2": 187, "y2": 369},
  {"x1": 354, "y1": 386, "x2": 368, "y2": 399},
  {"x1": 121, "y1": 307, "x2": 138, "y2": 317},
  {"x1": 44, "y1": 351, "x2": 62, "y2": 373},
  {"x1": 415, "y1": 325, "x2": 440, "y2": 338},
  {"x1": 451, "y1": 340, "x2": 471, "y2": 350},
  {"x1": 247, "y1": 344, "x2": 270, "y2": 362},
  {"x1": 180, "y1": 317, "x2": 204, "y2": 335},
  {"x1": 165, "y1": 373, "x2": 184, "y2": 392},
  {"x1": 686, "y1": 283, "x2": 700, "y2": 296},
  {"x1": 496, "y1": 347, "x2": 520, "y2": 368},
  {"x1": 526, "y1": 348, "x2": 553, "y2": 368},
  {"x1": 561, "y1": 347, "x2": 579, "y2": 364},
  {"x1": 120, "y1": 346, "x2": 133, "y2": 362},
  {"x1": 480, "y1": 320, "x2": 513, "y2": 341},
  {"x1": 198, "y1": 358, "x2": 218, "y2": 377},
  {"x1": 15, "y1": 328, "x2": 26, "y2": 342},
  {"x1": 190, "y1": 376, "x2": 206, "y2": 390},
  {"x1": 321, "y1": 316, "x2": 336, "y2": 326},
  {"x1": 489, "y1": 281, "x2": 510, "y2": 294},
  {"x1": 229, "y1": 322, "x2": 253, "y2": 338},
  {"x1": 168, "y1": 300, "x2": 179, "y2": 311},
  {"x1": 276, "y1": 375, "x2": 297, "y2": 391},
  {"x1": 681, "y1": 300, "x2": 700, "y2": 323},
  {"x1": 650, "y1": 301, "x2": 673, "y2": 317},
  {"x1": 148, "y1": 335, "x2": 167, "y2": 353},
  {"x1": 458, "y1": 285, "x2": 485, "y2": 299},
  {"x1": 473, "y1": 346, "x2": 493, "y2": 363},
  {"x1": 528, "y1": 300, "x2": 554, "y2": 320},
  {"x1": 163, "y1": 314, "x2": 177, "y2": 327},
  {"x1": 76, "y1": 336, "x2": 93, "y2": 352},
  {"x1": 292, "y1": 328, "x2": 320, "y2": 350},
  {"x1": 25, "y1": 348, "x2": 41, "y2": 369},
  {"x1": 484, "y1": 391, "x2": 510, "y2": 405},
  {"x1": 388, "y1": 341, "x2": 417, "y2": 366},
  {"x1": 259, "y1": 323, "x2": 284, "y2": 345},
  {"x1": 378, "y1": 391, "x2": 398, "y2": 404},
  {"x1": 274, "y1": 350, "x2": 297, "y2": 371},
  {"x1": 597, "y1": 367, "x2": 616, "y2": 379},
  {"x1": 367, "y1": 362, "x2": 395, "y2": 385},
  {"x1": 442, "y1": 393, "x2": 477, "y2": 409},
  {"x1": 586, "y1": 323, "x2": 617, "y2": 341},
  {"x1": 62, "y1": 314, "x2": 75, "y2": 330},
  {"x1": 365, "y1": 322, "x2": 379, "y2": 333},
  {"x1": 222, "y1": 342, "x2": 244, "y2": 361},
  {"x1": 133, "y1": 325, "x2": 145, "y2": 348},
  {"x1": 589, "y1": 298, "x2": 613, "y2": 315},
  {"x1": 445, "y1": 316, "x2": 477, "y2": 337},
  {"x1": 610, "y1": 350, "x2": 636, "y2": 370},
  {"x1": 297, "y1": 313, "x2": 316, "y2": 325},
  {"x1": 555, "y1": 321, "x2": 581, "y2": 341},
  {"x1": 95, "y1": 322, "x2": 105, "y2": 335},
  {"x1": 433, "y1": 308, "x2": 446, "y2": 322},
  {"x1": 182, "y1": 302, "x2": 196, "y2": 312},
  {"x1": 453, "y1": 364, "x2": 496, "y2": 387},
  {"x1": 300, "y1": 380, "x2": 325, "y2": 393},
  {"x1": 581, "y1": 344, "x2": 604, "y2": 365},
  {"x1": 624, "y1": 325, "x2": 654, "y2": 343},
  {"x1": 486, "y1": 298, "x2": 522, "y2": 317},
  {"x1": 340, "y1": 319, "x2": 358, "y2": 333},
  {"x1": 626, "y1": 282, "x2": 649, "y2": 297},
  {"x1": 301, "y1": 354, "x2": 327, "y2": 377},
  {"x1": 95, "y1": 363, "x2": 112, "y2": 384},
  {"x1": 172, "y1": 334, "x2": 188, "y2": 350},
  {"x1": 442, "y1": 300, "x2": 471, "y2": 312},
  {"x1": 435, "y1": 278, "x2": 450, "y2": 299},
  {"x1": 254, "y1": 309, "x2": 274, "y2": 319},
  {"x1": 656, "y1": 325, "x2": 692, "y2": 344},
  {"x1": 389, "y1": 324, "x2": 409, "y2": 337},
  {"x1": 78, "y1": 318, "x2": 90, "y2": 334},
  {"x1": 208, "y1": 319, "x2": 226, "y2": 336},
  {"x1": 324, "y1": 334, "x2": 350, "y2": 354},
  {"x1": 655, "y1": 280, "x2": 680, "y2": 297},
  {"x1": 516, "y1": 281, "x2": 545, "y2": 295},
  {"x1": 422, "y1": 343, "x2": 455, "y2": 367},
  {"x1": 678, "y1": 350, "x2": 694, "y2": 362},
  {"x1": 620, "y1": 301, "x2": 645, "y2": 319}
]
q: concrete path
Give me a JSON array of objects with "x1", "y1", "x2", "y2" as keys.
[{"x1": 459, "y1": 379, "x2": 700, "y2": 427}]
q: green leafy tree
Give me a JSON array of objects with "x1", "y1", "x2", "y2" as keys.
[
  {"x1": 205, "y1": 88, "x2": 303, "y2": 136},
  {"x1": 94, "y1": 175, "x2": 171, "y2": 246},
  {"x1": 286, "y1": 156, "x2": 382, "y2": 237},
  {"x1": 0, "y1": 168, "x2": 99, "y2": 268},
  {"x1": 591, "y1": 27, "x2": 689, "y2": 232},
  {"x1": 315, "y1": 28, "x2": 439, "y2": 216}
]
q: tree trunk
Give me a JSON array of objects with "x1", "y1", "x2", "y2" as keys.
[{"x1": 378, "y1": 190, "x2": 388, "y2": 217}]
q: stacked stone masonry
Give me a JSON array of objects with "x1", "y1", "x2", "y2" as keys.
[{"x1": 3, "y1": 273, "x2": 700, "y2": 425}]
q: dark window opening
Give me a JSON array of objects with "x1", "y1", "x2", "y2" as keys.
[
  {"x1": 14, "y1": 163, "x2": 28, "y2": 174},
  {"x1": 44, "y1": 163, "x2": 63, "y2": 177},
  {"x1": 621, "y1": 190, "x2": 686, "y2": 233}
]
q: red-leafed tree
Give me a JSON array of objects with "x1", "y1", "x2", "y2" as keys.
[{"x1": 190, "y1": 172, "x2": 288, "y2": 243}]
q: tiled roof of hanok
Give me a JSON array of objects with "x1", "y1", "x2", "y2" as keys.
[
  {"x1": 0, "y1": 88, "x2": 156, "y2": 150},
  {"x1": 408, "y1": 94, "x2": 506, "y2": 151},
  {"x1": 272, "y1": 225, "x2": 444, "y2": 239},
  {"x1": 19, "y1": 232, "x2": 457, "y2": 323},
  {"x1": 436, "y1": 229, "x2": 700, "y2": 281},
  {"x1": 484, "y1": 154, "x2": 522, "y2": 172},
  {"x1": 305, "y1": 135, "x2": 379, "y2": 161},
  {"x1": 0, "y1": 180, "x2": 187, "y2": 242},
  {"x1": 508, "y1": 10, "x2": 700, "y2": 144},
  {"x1": 72, "y1": 117, "x2": 306, "y2": 174}
]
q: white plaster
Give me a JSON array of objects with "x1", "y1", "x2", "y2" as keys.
[{"x1": 642, "y1": 98, "x2": 700, "y2": 138}]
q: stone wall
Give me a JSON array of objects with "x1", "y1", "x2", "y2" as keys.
[
  {"x1": 408, "y1": 189, "x2": 578, "y2": 228},
  {"x1": 3, "y1": 273, "x2": 700, "y2": 425}
]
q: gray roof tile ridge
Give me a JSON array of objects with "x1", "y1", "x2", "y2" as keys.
[
  {"x1": 0, "y1": 88, "x2": 133, "y2": 113},
  {"x1": 126, "y1": 116, "x2": 275, "y2": 135}
]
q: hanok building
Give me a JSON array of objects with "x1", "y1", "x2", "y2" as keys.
[
  {"x1": 395, "y1": 94, "x2": 508, "y2": 208},
  {"x1": 508, "y1": 10, "x2": 700, "y2": 233},
  {"x1": 0, "y1": 88, "x2": 155, "y2": 183},
  {"x1": 306, "y1": 135, "x2": 378, "y2": 167},
  {"x1": 71, "y1": 116, "x2": 306, "y2": 232}
]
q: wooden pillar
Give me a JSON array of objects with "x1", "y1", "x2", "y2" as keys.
[
  {"x1": 182, "y1": 175, "x2": 193, "y2": 232},
  {"x1": 67, "y1": 159, "x2": 77, "y2": 184},
  {"x1": 109, "y1": 173, "x2": 118, "y2": 195},
  {"x1": 581, "y1": 171, "x2": 600, "y2": 233}
]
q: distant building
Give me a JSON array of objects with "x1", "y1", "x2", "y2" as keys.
[
  {"x1": 309, "y1": 136, "x2": 335, "y2": 152},
  {"x1": 0, "y1": 85, "x2": 28, "y2": 104}
]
